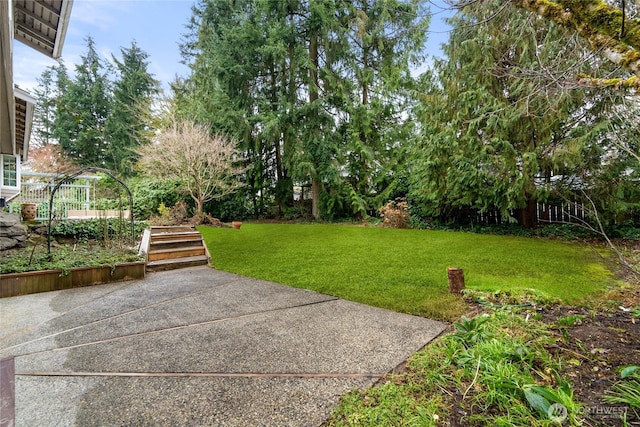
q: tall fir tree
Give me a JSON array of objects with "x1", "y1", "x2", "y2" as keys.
[
  {"x1": 53, "y1": 37, "x2": 112, "y2": 168},
  {"x1": 32, "y1": 65, "x2": 58, "y2": 147},
  {"x1": 177, "y1": 0, "x2": 429, "y2": 219},
  {"x1": 409, "y1": 0, "x2": 631, "y2": 227},
  {"x1": 105, "y1": 41, "x2": 159, "y2": 177},
  {"x1": 333, "y1": 0, "x2": 428, "y2": 218}
]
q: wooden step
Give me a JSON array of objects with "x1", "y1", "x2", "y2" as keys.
[
  {"x1": 149, "y1": 237, "x2": 204, "y2": 250},
  {"x1": 150, "y1": 231, "x2": 202, "y2": 241},
  {"x1": 142, "y1": 227, "x2": 211, "y2": 272},
  {"x1": 147, "y1": 246, "x2": 206, "y2": 261},
  {"x1": 146, "y1": 255, "x2": 209, "y2": 272},
  {"x1": 150, "y1": 225, "x2": 195, "y2": 233}
]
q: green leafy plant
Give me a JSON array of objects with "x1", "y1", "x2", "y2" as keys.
[
  {"x1": 522, "y1": 384, "x2": 581, "y2": 424},
  {"x1": 50, "y1": 218, "x2": 147, "y2": 245},
  {"x1": 149, "y1": 201, "x2": 187, "y2": 226},
  {"x1": 453, "y1": 315, "x2": 491, "y2": 347},
  {"x1": 556, "y1": 314, "x2": 585, "y2": 327},
  {"x1": 605, "y1": 365, "x2": 640, "y2": 411},
  {"x1": 0, "y1": 244, "x2": 143, "y2": 274},
  {"x1": 128, "y1": 177, "x2": 182, "y2": 220}
]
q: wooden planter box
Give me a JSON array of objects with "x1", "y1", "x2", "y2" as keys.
[{"x1": 0, "y1": 262, "x2": 146, "y2": 298}]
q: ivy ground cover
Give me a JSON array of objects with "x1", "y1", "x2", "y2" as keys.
[{"x1": 199, "y1": 223, "x2": 617, "y2": 321}]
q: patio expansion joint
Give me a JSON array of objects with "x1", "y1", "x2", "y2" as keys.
[
  {"x1": 10, "y1": 297, "x2": 341, "y2": 358},
  {"x1": 15, "y1": 371, "x2": 383, "y2": 380}
]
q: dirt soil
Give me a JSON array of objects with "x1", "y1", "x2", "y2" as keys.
[
  {"x1": 444, "y1": 266, "x2": 640, "y2": 427},
  {"x1": 541, "y1": 303, "x2": 640, "y2": 426},
  {"x1": 536, "y1": 239, "x2": 640, "y2": 426}
]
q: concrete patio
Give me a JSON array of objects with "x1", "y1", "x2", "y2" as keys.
[{"x1": 0, "y1": 266, "x2": 447, "y2": 426}]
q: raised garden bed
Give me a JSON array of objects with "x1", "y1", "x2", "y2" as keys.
[{"x1": 0, "y1": 261, "x2": 145, "y2": 298}]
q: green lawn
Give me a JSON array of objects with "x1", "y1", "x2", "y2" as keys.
[{"x1": 199, "y1": 223, "x2": 617, "y2": 320}]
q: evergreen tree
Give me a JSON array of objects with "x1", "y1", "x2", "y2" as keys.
[
  {"x1": 53, "y1": 37, "x2": 112, "y2": 168},
  {"x1": 511, "y1": 0, "x2": 640, "y2": 82},
  {"x1": 178, "y1": 0, "x2": 308, "y2": 217},
  {"x1": 332, "y1": 0, "x2": 428, "y2": 218},
  {"x1": 177, "y1": 0, "x2": 429, "y2": 220},
  {"x1": 409, "y1": 1, "x2": 629, "y2": 227},
  {"x1": 32, "y1": 65, "x2": 58, "y2": 147},
  {"x1": 105, "y1": 41, "x2": 159, "y2": 176}
]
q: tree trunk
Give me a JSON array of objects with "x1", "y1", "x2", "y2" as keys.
[
  {"x1": 195, "y1": 198, "x2": 203, "y2": 216},
  {"x1": 311, "y1": 178, "x2": 321, "y2": 219},
  {"x1": 309, "y1": 32, "x2": 321, "y2": 219},
  {"x1": 516, "y1": 197, "x2": 537, "y2": 229}
]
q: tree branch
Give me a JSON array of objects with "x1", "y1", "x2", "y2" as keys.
[{"x1": 510, "y1": 0, "x2": 640, "y2": 78}]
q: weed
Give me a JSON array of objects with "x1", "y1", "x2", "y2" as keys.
[
  {"x1": 522, "y1": 383, "x2": 582, "y2": 424},
  {"x1": 557, "y1": 314, "x2": 586, "y2": 327},
  {"x1": 465, "y1": 288, "x2": 560, "y2": 310}
]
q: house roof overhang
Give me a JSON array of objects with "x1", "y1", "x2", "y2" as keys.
[
  {"x1": 1, "y1": 0, "x2": 72, "y2": 160},
  {"x1": 1, "y1": 1, "x2": 15, "y2": 156},
  {"x1": 14, "y1": 86, "x2": 35, "y2": 162},
  {"x1": 14, "y1": 0, "x2": 73, "y2": 60}
]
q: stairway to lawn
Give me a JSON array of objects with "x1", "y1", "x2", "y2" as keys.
[{"x1": 144, "y1": 226, "x2": 210, "y2": 272}]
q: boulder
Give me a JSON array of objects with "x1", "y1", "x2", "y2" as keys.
[
  {"x1": 0, "y1": 212, "x2": 20, "y2": 227},
  {"x1": 0, "y1": 236, "x2": 18, "y2": 250},
  {"x1": 0, "y1": 212, "x2": 28, "y2": 251},
  {"x1": 0, "y1": 224, "x2": 28, "y2": 237}
]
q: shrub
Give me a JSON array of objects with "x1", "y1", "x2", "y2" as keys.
[
  {"x1": 282, "y1": 201, "x2": 312, "y2": 221},
  {"x1": 203, "y1": 187, "x2": 253, "y2": 221},
  {"x1": 50, "y1": 218, "x2": 147, "y2": 244},
  {"x1": 149, "y1": 201, "x2": 188, "y2": 226},
  {"x1": 379, "y1": 198, "x2": 410, "y2": 228},
  {"x1": 0, "y1": 245, "x2": 143, "y2": 274},
  {"x1": 128, "y1": 177, "x2": 183, "y2": 220}
]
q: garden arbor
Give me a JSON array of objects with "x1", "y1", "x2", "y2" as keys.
[{"x1": 47, "y1": 167, "x2": 134, "y2": 254}]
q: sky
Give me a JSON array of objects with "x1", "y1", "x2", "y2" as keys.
[{"x1": 13, "y1": 0, "x2": 455, "y2": 94}]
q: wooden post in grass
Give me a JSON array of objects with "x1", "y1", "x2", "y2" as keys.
[{"x1": 447, "y1": 267, "x2": 465, "y2": 295}]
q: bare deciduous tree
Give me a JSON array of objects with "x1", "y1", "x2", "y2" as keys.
[{"x1": 137, "y1": 120, "x2": 245, "y2": 216}]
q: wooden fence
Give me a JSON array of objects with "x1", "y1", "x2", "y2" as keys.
[{"x1": 473, "y1": 201, "x2": 587, "y2": 226}]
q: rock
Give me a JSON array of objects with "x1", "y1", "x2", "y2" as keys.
[
  {"x1": 0, "y1": 224, "x2": 28, "y2": 237},
  {"x1": 0, "y1": 236, "x2": 18, "y2": 250},
  {"x1": 14, "y1": 233, "x2": 28, "y2": 242},
  {"x1": 0, "y1": 212, "x2": 20, "y2": 227},
  {"x1": 0, "y1": 212, "x2": 28, "y2": 251}
]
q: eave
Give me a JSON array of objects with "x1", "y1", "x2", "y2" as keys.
[
  {"x1": 13, "y1": 0, "x2": 73, "y2": 60},
  {"x1": 14, "y1": 86, "x2": 35, "y2": 162}
]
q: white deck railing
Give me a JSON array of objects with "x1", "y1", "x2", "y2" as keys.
[{"x1": 6, "y1": 172, "x2": 101, "y2": 220}]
